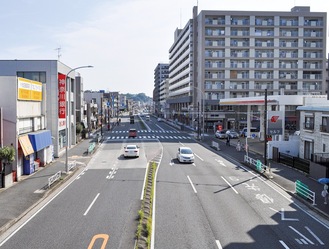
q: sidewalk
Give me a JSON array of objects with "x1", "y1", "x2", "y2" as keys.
[
  {"x1": 200, "y1": 133, "x2": 329, "y2": 219},
  {"x1": 0, "y1": 133, "x2": 99, "y2": 236}
]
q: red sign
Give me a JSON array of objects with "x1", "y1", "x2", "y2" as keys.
[
  {"x1": 58, "y1": 73, "x2": 66, "y2": 119},
  {"x1": 270, "y1": 116, "x2": 279, "y2": 123}
]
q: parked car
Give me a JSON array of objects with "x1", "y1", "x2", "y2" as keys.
[
  {"x1": 128, "y1": 128, "x2": 137, "y2": 138},
  {"x1": 240, "y1": 127, "x2": 259, "y2": 137},
  {"x1": 123, "y1": 144, "x2": 139, "y2": 158},
  {"x1": 226, "y1": 130, "x2": 239, "y2": 139},
  {"x1": 215, "y1": 130, "x2": 227, "y2": 139},
  {"x1": 177, "y1": 147, "x2": 194, "y2": 163}
]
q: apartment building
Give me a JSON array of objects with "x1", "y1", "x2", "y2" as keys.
[
  {"x1": 153, "y1": 63, "x2": 169, "y2": 115},
  {"x1": 167, "y1": 6, "x2": 327, "y2": 130}
]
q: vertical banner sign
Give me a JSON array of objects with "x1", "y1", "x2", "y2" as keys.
[
  {"x1": 58, "y1": 73, "x2": 66, "y2": 119},
  {"x1": 0, "y1": 107, "x2": 3, "y2": 147},
  {"x1": 267, "y1": 111, "x2": 283, "y2": 135}
]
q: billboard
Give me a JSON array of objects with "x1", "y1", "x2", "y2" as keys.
[{"x1": 17, "y1": 77, "x2": 42, "y2": 101}]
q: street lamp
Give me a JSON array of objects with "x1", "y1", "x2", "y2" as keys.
[
  {"x1": 192, "y1": 86, "x2": 205, "y2": 140},
  {"x1": 65, "y1": 65, "x2": 93, "y2": 173}
]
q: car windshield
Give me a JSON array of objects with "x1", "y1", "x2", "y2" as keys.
[
  {"x1": 181, "y1": 148, "x2": 192, "y2": 154},
  {"x1": 126, "y1": 145, "x2": 137, "y2": 150}
]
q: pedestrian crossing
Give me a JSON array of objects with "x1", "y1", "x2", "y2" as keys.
[
  {"x1": 110, "y1": 130, "x2": 179, "y2": 134},
  {"x1": 106, "y1": 135, "x2": 192, "y2": 140}
]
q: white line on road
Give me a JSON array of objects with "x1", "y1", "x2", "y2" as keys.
[
  {"x1": 289, "y1": 226, "x2": 314, "y2": 245},
  {"x1": 194, "y1": 153, "x2": 203, "y2": 161},
  {"x1": 279, "y1": 240, "x2": 290, "y2": 249},
  {"x1": 221, "y1": 176, "x2": 238, "y2": 194},
  {"x1": 84, "y1": 193, "x2": 100, "y2": 216},
  {"x1": 305, "y1": 226, "x2": 324, "y2": 245},
  {"x1": 187, "y1": 175, "x2": 197, "y2": 193},
  {"x1": 216, "y1": 240, "x2": 223, "y2": 249}
]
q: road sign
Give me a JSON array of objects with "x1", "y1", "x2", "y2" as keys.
[{"x1": 251, "y1": 133, "x2": 256, "y2": 139}]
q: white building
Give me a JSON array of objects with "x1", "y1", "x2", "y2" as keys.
[
  {"x1": 167, "y1": 6, "x2": 327, "y2": 130},
  {"x1": 0, "y1": 60, "x2": 88, "y2": 159},
  {"x1": 0, "y1": 76, "x2": 52, "y2": 186}
]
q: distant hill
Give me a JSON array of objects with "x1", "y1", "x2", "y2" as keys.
[{"x1": 125, "y1": 93, "x2": 152, "y2": 103}]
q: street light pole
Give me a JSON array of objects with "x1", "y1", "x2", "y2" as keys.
[
  {"x1": 192, "y1": 86, "x2": 205, "y2": 140},
  {"x1": 65, "y1": 65, "x2": 93, "y2": 173}
]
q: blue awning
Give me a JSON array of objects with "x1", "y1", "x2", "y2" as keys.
[{"x1": 28, "y1": 130, "x2": 52, "y2": 151}]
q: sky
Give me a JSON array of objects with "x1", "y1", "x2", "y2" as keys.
[{"x1": 0, "y1": 0, "x2": 327, "y2": 97}]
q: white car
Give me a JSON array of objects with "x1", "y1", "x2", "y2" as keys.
[
  {"x1": 177, "y1": 147, "x2": 194, "y2": 163},
  {"x1": 124, "y1": 144, "x2": 140, "y2": 158}
]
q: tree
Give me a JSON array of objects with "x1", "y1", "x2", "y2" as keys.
[{"x1": 0, "y1": 146, "x2": 15, "y2": 163}]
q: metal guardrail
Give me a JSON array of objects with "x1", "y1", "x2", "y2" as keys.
[
  {"x1": 244, "y1": 155, "x2": 266, "y2": 173},
  {"x1": 48, "y1": 171, "x2": 62, "y2": 189},
  {"x1": 68, "y1": 160, "x2": 77, "y2": 172},
  {"x1": 295, "y1": 180, "x2": 316, "y2": 205},
  {"x1": 88, "y1": 142, "x2": 96, "y2": 154}
]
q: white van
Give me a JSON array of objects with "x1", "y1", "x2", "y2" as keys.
[{"x1": 240, "y1": 127, "x2": 259, "y2": 137}]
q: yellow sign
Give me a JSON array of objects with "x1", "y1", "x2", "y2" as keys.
[{"x1": 18, "y1": 77, "x2": 42, "y2": 101}]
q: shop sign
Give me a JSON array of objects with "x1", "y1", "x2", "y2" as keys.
[{"x1": 58, "y1": 73, "x2": 66, "y2": 119}]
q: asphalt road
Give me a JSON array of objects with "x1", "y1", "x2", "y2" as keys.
[
  {"x1": 1, "y1": 114, "x2": 328, "y2": 248},
  {"x1": 151, "y1": 116, "x2": 329, "y2": 249}
]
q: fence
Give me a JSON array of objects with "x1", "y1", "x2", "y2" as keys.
[
  {"x1": 68, "y1": 160, "x2": 77, "y2": 172},
  {"x1": 295, "y1": 180, "x2": 316, "y2": 205},
  {"x1": 211, "y1": 141, "x2": 220, "y2": 151},
  {"x1": 48, "y1": 171, "x2": 62, "y2": 189},
  {"x1": 244, "y1": 155, "x2": 266, "y2": 173},
  {"x1": 279, "y1": 152, "x2": 310, "y2": 174}
]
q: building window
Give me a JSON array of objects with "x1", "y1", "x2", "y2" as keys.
[
  {"x1": 17, "y1": 71, "x2": 46, "y2": 83},
  {"x1": 304, "y1": 116, "x2": 314, "y2": 130},
  {"x1": 320, "y1": 117, "x2": 329, "y2": 133}
]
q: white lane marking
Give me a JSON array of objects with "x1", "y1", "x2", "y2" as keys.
[
  {"x1": 194, "y1": 153, "x2": 203, "y2": 161},
  {"x1": 187, "y1": 175, "x2": 197, "y2": 194},
  {"x1": 279, "y1": 240, "x2": 290, "y2": 249},
  {"x1": 215, "y1": 159, "x2": 226, "y2": 167},
  {"x1": 155, "y1": 124, "x2": 165, "y2": 132},
  {"x1": 151, "y1": 144, "x2": 163, "y2": 249},
  {"x1": 169, "y1": 160, "x2": 174, "y2": 167},
  {"x1": 280, "y1": 208, "x2": 299, "y2": 221},
  {"x1": 216, "y1": 240, "x2": 223, "y2": 249},
  {"x1": 289, "y1": 226, "x2": 314, "y2": 245},
  {"x1": 221, "y1": 176, "x2": 238, "y2": 194},
  {"x1": 84, "y1": 193, "x2": 100, "y2": 216},
  {"x1": 305, "y1": 226, "x2": 324, "y2": 245}
]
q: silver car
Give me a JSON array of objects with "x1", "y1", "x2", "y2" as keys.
[
  {"x1": 215, "y1": 130, "x2": 227, "y2": 139},
  {"x1": 177, "y1": 147, "x2": 194, "y2": 163}
]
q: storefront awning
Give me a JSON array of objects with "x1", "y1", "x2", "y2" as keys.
[
  {"x1": 18, "y1": 135, "x2": 34, "y2": 156},
  {"x1": 28, "y1": 130, "x2": 52, "y2": 151}
]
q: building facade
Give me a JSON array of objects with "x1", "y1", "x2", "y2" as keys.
[
  {"x1": 0, "y1": 60, "x2": 87, "y2": 158},
  {"x1": 167, "y1": 6, "x2": 327, "y2": 131},
  {"x1": 153, "y1": 63, "x2": 169, "y2": 116}
]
